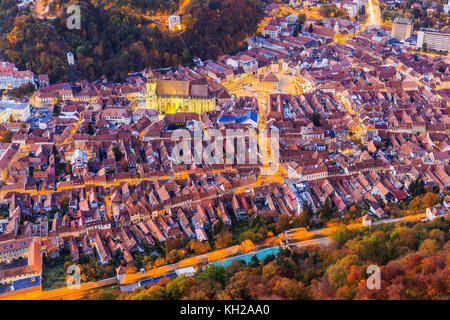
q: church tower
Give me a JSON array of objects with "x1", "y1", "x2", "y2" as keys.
[
  {"x1": 146, "y1": 79, "x2": 156, "y2": 97},
  {"x1": 145, "y1": 79, "x2": 157, "y2": 110}
]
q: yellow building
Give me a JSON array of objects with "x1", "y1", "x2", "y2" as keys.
[
  {"x1": 145, "y1": 79, "x2": 216, "y2": 114},
  {"x1": 391, "y1": 18, "x2": 413, "y2": 41},
  {"x1": 0, "y1": 107, "x2": 10, "y2": 123}
]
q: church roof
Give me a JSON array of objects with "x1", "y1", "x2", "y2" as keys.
[
  {"x1": 154, "y1": 80, "x2": 210, "y2": 98},
  {"x1": 190, "y1": 84, "x2": 209, "y2": 98},
  {"x1": 156, "y1": 80, "x2": 190, "y2": 97}
]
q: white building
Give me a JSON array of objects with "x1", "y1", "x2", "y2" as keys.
[
  {"x1": 342, "y1": 3, "x2": 358, "y2": 18},
  {"x1": 67, "y1": 52, "x2": 75, "y2": 66},
  {"x1": 225, "y1": 55, "x2": 258, "y2": 73},
  {"x1": 362, "y1": 214, "x2": 372, "y2": 226},
  {"x1": 70, "y1": 148, "x2": 88, "y2": 168},
  {"x1": 0, "y1": 100, "x2": 31, "y2": 122},
  {"x1": 168, "y1": 15, "x2": 181, "y2": 30},
  {"x1": 100, "y1": 108, "x2": 132, "y2": 125},
  {"x1": 175, "y1": 266, "x2": 196, "y2": 277},
  {"x1": 263, "y1": 25, "x2": 280, "y2": 38},
  {"x1": 416, "y1": 28, "x2": 450, "y2": 52},
  {"x1": 426, "y1": 204, "x2": 448, "y2": 221},
  {"x1": 0, "y1": 61, "x2": 34, "y2": 90}
]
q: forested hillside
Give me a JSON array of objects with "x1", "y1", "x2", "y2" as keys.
[
  {"x1": 0, "y1": 0, "x2": 263, "y2": 82},
  {"x1": 86, "y1": 217, "x2": 450, "y2": 300}
]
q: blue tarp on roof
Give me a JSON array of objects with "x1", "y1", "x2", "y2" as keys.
[
  {"x1": 236, "y1": 111, "x2": 258, "y2": 124},
  {"x1": 12, "y1": 276, "x2": 40, "y2": 291},
  {"x1": 218, "y1": 115, "x2": 236, "y2": 122}
]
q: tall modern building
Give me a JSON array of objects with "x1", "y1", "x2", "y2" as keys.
[
  {"x1": 416, "y1": 28, "x2": 450, "y2": 52},
  {"x1": 391, "y1": 18, "x2": 413, "y2": 41}
]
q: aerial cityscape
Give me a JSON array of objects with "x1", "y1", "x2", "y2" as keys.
[{"x1": 0, "y1": 0, "x2": 449, "y2": 303}]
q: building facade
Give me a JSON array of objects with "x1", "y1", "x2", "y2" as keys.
[
  {"x1": 168, "y1": 15, "x2": 181, "y2": 30},
  {"x1": 0, "y1": 61, "x2": 34, "y2": 90},
  {"x1": 145, "y1": 80, "x2": 216, "y2": 115},
  {"x1": 0, "y1": 238, "x2": 42, "y2": 295},
  {"x1": 0, "y1": 100, "x2": 31, "y2": 122},
  {"x1": 416, "y1": 28, "x2": 450, "y2": 52},
  {"x1": 391, "y1": 18, "x2": 413, "y2": 41}
]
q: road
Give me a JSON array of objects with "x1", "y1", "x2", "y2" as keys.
[
  {"x1": 0, "y1": 164, "x2": 249, "y2": 198},
  {"x1": 0, "y1": 277, "x2": 117, "y2": 301},
  {"x1": 125, "y1": 0, "x2": 192, "y2": 29},
  {"x1": 286, "y1": 212, "x2": 425, "y2": 242},
  {"x1": 59, "y1": 110, "x2": 85, "y2": 145}
]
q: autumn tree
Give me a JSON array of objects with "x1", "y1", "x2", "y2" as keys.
[
  {"x1": 153, "y1": 257, "x2": 167, "y2": 267},
  {"x1": 60, "y1": 196, "x2": 70, "y2": 210},
  {"x1": 0, "y1": 130, "x2": 13, "y2": 143},
  {"x1": 418, "y1": 239, "x2": 440, "y2": 256},
  {"x1": 164, "y1": 238, "x2": 186, "y2": 255},
  {"x1": 275, "y1": 214, "x2": 290, "y2": 234},
  {"x1": 292, "y1": 203, "x2": 313, "y2": 229},
  {"x1": 126, "y1": 263, "x2": 137, "y2": 274},
  {"x1": 331, "y1": 224, "x2": 351, "y2": 248},
  {"x1": 188, "y1": 239, "x2": 211, "y2": 255},
  {"x1": 215, "y1": 228, "x2": 233, "y2": 249},
  {"x1": 239, "y1": 239, "x2": 255, "y2": 253}
]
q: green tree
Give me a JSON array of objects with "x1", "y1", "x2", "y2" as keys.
[
  {"x1": 422, "y1": 42, "x2": 427, "y2": 52},
  {"x1": 60, "y1": 196, "x2": 70, "y2": 210},
  {"x1": 309, "y1": 112, "x2": 321, "y2": 126},
  {"x1": 275, "y1": 214, "x2": 290, "y2": 234},
  {"x1": 52, "y1": 102, "x2": 61, "y2": 117},
  {"x1": 326, "y1": 263, "x2": 347, "y2": 288},
  {"x1": 331, "y1": 225, "x2": 350, "y2": 248},
  {"x1": 1, "y1": 130, "x2": 13, "y2": 143},
  {"x1": 87, "y1": 123, "x2": 94, "y2": 135},
  {"x1": 215, "y1": 228, "x2": 233, "y2": 249},
  {"x1": 319, "y1": 198, "x2": 334, "y2": 224},
  {"x1": 293, "y1": 203, "x2": 313, "y2": 229},
  {"x1": 197, "y1": 265, "x2": 228, "y2": 288},
  {"x1": 297, "y1": 13, "x2": 306, "y2": 29},
  {"x1": 112, "y1": 145, "x2": 123, "y2": 161}
]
